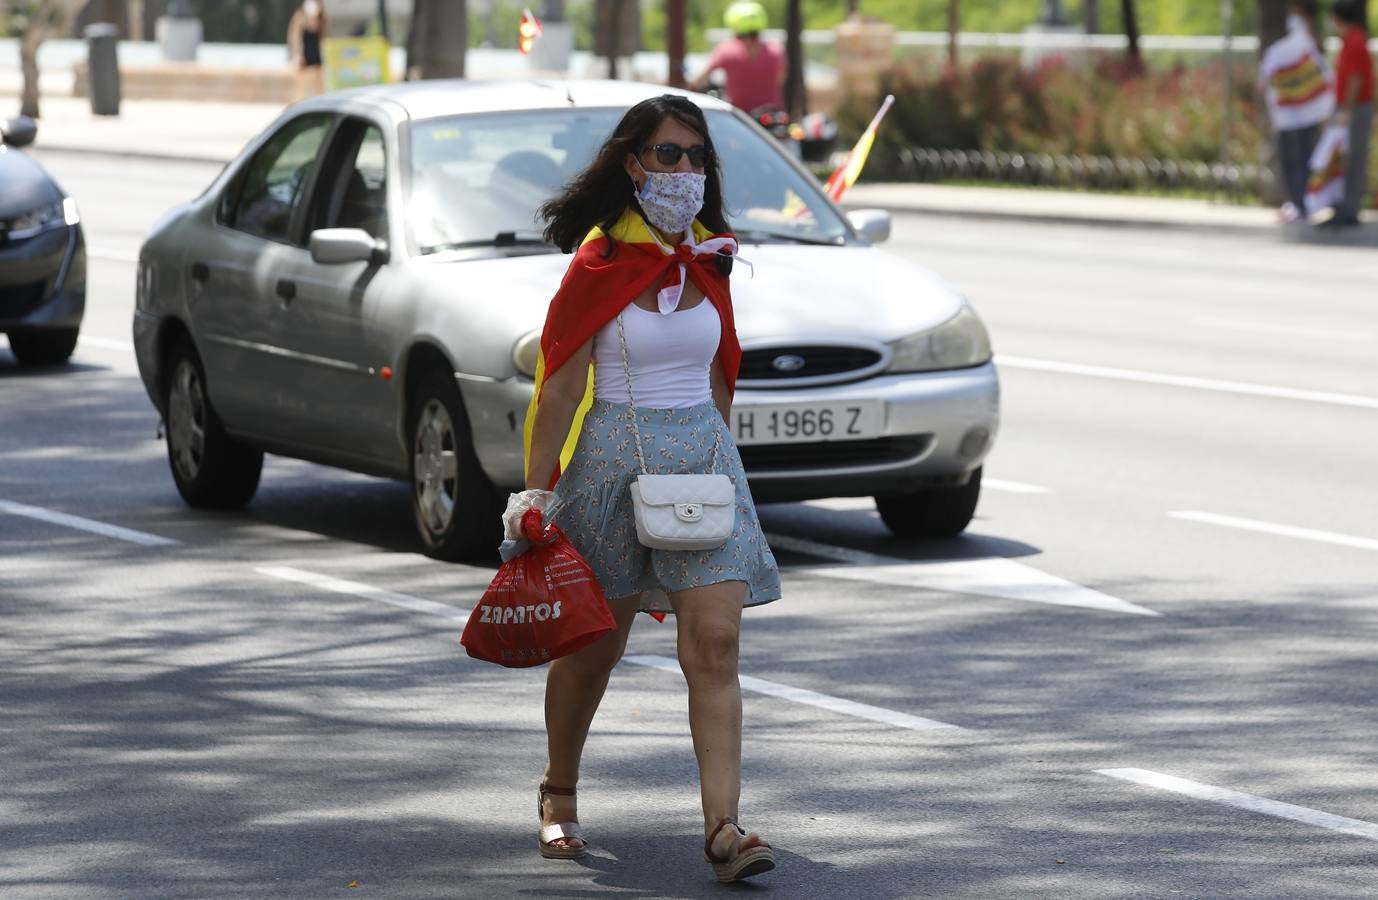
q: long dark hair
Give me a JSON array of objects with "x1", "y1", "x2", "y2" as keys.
[{"x1": 541, "y1": 94, "x2": 729, "y2": 254}]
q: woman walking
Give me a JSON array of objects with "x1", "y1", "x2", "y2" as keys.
[
  {"x1": 514, "y1": 94, "x2": 781, "y2": 882},
  {"x1": 286, "y1": 0, "x2": 326, "y2": 101}
]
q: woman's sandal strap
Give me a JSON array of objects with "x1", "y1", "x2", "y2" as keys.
[
  {"x1": 540, "y1": 821, "x2": 584, "y2": 844},
  {"x1": 539, "y1": 781, "x2": 577, "y2": 797},
  {"x1": 704, "y1": 816, "x2": 745, "y2": 864}
]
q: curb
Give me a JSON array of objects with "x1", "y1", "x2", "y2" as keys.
[
  {"x1": 845, "y1": 198, "x2": 1277, "y2": 236},
  {"x1": 32, "y1": 140, "x2": 235, "y2": 165}
]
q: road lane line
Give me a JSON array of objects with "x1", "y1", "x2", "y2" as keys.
[
  {"x1": 1169, "y1": 511, "x2": 1378, "y2": 553},
  {"x1": 765, "y1": 532, "x2": 1160, "y2": 616},
  {"x1": 1098, "y1": 768, "x2": 1378, "y2": 843},
  {"x1": 996, "y1": 354, "x2": 1378, "y2": 411},
  {"x1": 256, "y1": 566, "x2": 471, "y2": 621},
  {"x1": 78, "y1": 335, "x2": 135, "y2": 352},
  {"x1": 0, "y1": 499, "x2": 178, "y2": 547},
  {"x1": 625, "y1": 654, "x2": 962, "y2": 731},
  {"x1": 1194, "y1": 316, "x2": 1370, "y2": 343},
  {"x1": 984, "y1": 478, "x2": 1051, "y2": 494},
  {"x1": 88, "y1": 247, "x2": 139, "y2": 264}
]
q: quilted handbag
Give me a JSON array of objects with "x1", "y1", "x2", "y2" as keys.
[
  {"x1": 615, "y1": 313, "x2": 736, "y2": 551},
  {"x1": 630, "y1": 472, "x2": 735, "y2": 550}
]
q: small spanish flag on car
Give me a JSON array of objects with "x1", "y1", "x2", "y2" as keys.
[
  {"x1": 518, "y1": 8, "x2": 543, "y2": 56},
  {"x1": 824, "y1": 94, "x2": 895, "y2": 203}
]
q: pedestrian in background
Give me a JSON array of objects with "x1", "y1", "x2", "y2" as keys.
[
  {"x1": 1324, "y1": 0, "x2": 1373, "y2": 226},
  {"x1": 689, "y1": 2, "x2": 785, "y2": 114},
  {"x1": 516, "y1": 94, "x2": 780, "y2": 883},
  {"x1": 1259, "y1": 2, "x2": 1334, "y2": 222},
  {"x1": 287, "y1": 0, "x2": 327, "y2": 101}
]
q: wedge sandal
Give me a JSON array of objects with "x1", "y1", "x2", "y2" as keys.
[
  {"x1": 537, "y1": 781, "x2": 587, "y2": 859},
  {"x1": 704, "y1": 816, "x2": 775, "y2": 883}
]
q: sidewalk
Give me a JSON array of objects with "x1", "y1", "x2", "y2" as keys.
[{"x1": 15, "y1": 93, "x2": 1373, "y2": 236}]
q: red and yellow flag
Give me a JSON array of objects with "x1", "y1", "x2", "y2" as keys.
[
  {"x1": 522, "y1": 212, "x2": 742, "y2": 489},
  {"x1": 824, "y1": 93, "x2": 895, "y2": 203},
  {"x1": 518, "y1": 8, "x2": 543, "y2": 56}
]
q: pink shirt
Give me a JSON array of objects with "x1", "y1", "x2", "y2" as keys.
[{"x1": 706, "y1": 37, "x2": 784, "y2": 112}]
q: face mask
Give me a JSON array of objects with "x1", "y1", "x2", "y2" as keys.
[{"x1": 632, "y1": 160, "x2": 706, "y2": 237}]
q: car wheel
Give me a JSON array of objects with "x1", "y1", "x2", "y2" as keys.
[
  {"x1": 875, "y1": 466, "x2": 982, "y2": 539},
  {"x1": 409, "y1": 366, "x2": 502, "y2": 562},
  {"x1": 7, "y1": 328, "x2": 79, "y2": 365},
  {"x1": 163, "y1": 337, "x2": 263, "y2": 508}
]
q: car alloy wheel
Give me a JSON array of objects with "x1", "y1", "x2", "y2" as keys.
[
  {"x1": 167, "y1": 358, "x2": 207, "y2": 484},
  {"x1": 412, "y1": 398, "x2": 458, "y2": 536},
  {"x1": 161, "y1": 337, "x2": 262, "y2": 509},
  {"x1": 407, "y1": 365, "x2": 503, "y2": 561}
]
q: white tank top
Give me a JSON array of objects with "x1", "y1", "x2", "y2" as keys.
[{"x1": 592, "y1": 300, "x2": 721, "y2": 408}]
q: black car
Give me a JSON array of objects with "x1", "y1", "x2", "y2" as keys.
[{"x1": 1, "y1": 116, "x2": 85, "y2": 365}]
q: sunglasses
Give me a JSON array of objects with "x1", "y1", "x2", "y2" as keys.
[{"x1": 640, "y1": 142, "x2": 713, "y2": 168}]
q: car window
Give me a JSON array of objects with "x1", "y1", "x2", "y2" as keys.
[
  {"x1": 226, "y1": 114, "x2": 331, "y2": 243},
  {"x1": 312, "y1": 120, "x2": 389, "y2": 242},
  {"x1": 404, "y1": 108, "x2": 848, "y2": 255}
]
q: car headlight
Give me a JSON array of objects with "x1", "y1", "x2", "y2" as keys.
[
  {"x1": 886, "y1": 304, "x2": 993, "y2": 373},
  {"x1": 512, "y1": 329, "x2": 542, "y2": 378},
  {"x1": 4, "y1": 198, "x2": 77, "y2": 240}
]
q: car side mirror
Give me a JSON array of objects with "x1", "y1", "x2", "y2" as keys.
[
  {"x1": 310, "y1": 228, "x2": 387, "y2": 265},
  {"x1": 846, "y1": 209, "x2": 891, "y2": 244},
  {"x1": 0, "y1": 116, "x2": 37, "y2": 148}
]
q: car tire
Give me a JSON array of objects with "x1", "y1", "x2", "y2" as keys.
[
  {"x1": 875, "y1": 466, "x2": 982, "y2": 539},
  {"x1": 163, "y1": 337, "x2": 263, "y2": 508},
  {"x1": 408, "y1": 365, "x2": 502, "y2": 562},
  {"x1": 7, "y1": 328, "x2": 79, "y2": 366}
]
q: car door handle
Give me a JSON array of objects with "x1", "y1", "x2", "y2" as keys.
[
  {"x1": 276, "y1": 279, "x2": 297, "y2": 302},
  {"x1": 190, "y1": 261, "x2": 210, "y2": 282}
]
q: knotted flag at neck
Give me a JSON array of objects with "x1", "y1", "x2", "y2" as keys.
[{"x1": 523, "y1": 210, "x2": 744, "y2": 489}]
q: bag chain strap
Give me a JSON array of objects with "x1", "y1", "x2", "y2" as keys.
[{"x1": 615, "y1": 310, "x2": 723, "y2": 478}]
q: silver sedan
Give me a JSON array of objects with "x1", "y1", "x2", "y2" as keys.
[{"x1": 133, "y1": 79, "x2": 999, "y2": 560}]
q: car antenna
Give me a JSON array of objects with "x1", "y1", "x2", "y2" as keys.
[{"x1": 565, "y1": 82, "x2": 575, "y2": 106}]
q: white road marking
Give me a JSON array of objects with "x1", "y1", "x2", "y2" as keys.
[
  {"x1": 256, "y1": 566, "x2": 471, "y2": 621},
  {"x1": 800, "y1": 497, "x2": 876, "y2": 512},
  {"x1": 255, "y1": 565, "x2": 961, "y2": 731},
  {"x1": 88, "y1": 247, "x2": 139, "y2": 264},
  {"x1": 1098, "y1": 768, "x2": 1378, "y2": 843},
  {"x1": 78, "y1": 335, "x2": 135, "y2": 353},
  {"x1": 1169, "y1": 511, "x2": 1378, "y2": 553},
  {"x1": 625, "y1": 654, "x2": 962, "y2": 731},
  {"x1": 0, "y1": 499, "x2": 178, "y2": 547},
  {"x1": 1194, "y1": 316, "x2": 1370, "y2": 343},
  {"x1": 984, "y1": 478, "x2": 1051, "y2": 494},
  {"x1": 996, "y1": 354, "x2": 1378, "y2": 411},
  {"x1": 766, "y1": 532, "x2": 1161, "y2": 616}
]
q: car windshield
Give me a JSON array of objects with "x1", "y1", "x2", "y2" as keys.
[{"x1": 405, "y1": 107, "x2": 849, "y2": 255}]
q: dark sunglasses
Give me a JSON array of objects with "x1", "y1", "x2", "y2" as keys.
[{"x1": 641, "y1": 142, "x2": 713, "y2": 168}]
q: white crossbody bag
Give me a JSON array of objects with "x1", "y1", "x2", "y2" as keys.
[{"x1": 615, "y1": 312, "x2": 736, "y2": 550}]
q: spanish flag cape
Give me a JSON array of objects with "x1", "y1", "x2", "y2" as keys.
[{"x1": 523, "y1": 210, "x2": 743, "y2": 489}]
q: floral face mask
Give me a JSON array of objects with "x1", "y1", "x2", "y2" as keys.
[{"x1": 632, "y1": 158, "x2": 706, "y2": 237}]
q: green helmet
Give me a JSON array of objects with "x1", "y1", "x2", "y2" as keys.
[{"x1": 724, "y1": 1, "x2": 769, "y2": 36}]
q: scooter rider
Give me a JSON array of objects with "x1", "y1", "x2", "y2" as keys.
[{"x1": 689, "y1": 1, "x2": 784, "y2": 113}]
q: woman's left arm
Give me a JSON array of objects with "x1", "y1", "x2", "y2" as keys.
[{"x1": 710, "y1": 353, "x2": 731, "y2": 425}]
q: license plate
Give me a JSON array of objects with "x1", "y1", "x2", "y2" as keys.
[{"x1": 732, "y1": 401, "x2": 884, "y2": 446}]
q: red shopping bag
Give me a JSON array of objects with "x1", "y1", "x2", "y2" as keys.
[{"x1": 461, "y1": 509, "x2": 616, "y2": 667}]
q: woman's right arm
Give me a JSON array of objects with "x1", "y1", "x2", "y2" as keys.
[{"x1": 524, "y1": 336, "x2": 594, "y2": 491}]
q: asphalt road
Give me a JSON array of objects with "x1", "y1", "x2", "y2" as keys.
[{"x1": 3, "y1": 152, "x2": 1377, "y2": 899}]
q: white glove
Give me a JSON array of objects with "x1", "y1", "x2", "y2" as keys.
[{"x1": 502, "y1": 489, "x2": 556, "y2": 540}]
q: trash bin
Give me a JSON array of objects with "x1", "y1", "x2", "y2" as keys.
[{"x1": 85, "y1": 23, "x2": 121, "y2": 116}]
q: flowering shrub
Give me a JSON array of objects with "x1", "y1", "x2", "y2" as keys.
[{"x1": 837, "y1": 56, "x2": 1268, "y2": 186}]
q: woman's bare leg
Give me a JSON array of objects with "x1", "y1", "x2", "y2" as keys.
[
  {"x1": 541, "y1": 594, "x2": 641, "y2": 843},
  {"x1": 668, "y1": 580, "x2": 750, "y2": 848}
]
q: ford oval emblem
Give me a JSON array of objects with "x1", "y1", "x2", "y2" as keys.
[{"x1": 772, "y1": 354, "x2": 806, "y2": 372}]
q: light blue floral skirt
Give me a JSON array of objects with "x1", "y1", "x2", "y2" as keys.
[{"x1": 550, "y1": 399, "x2": 781, "y2": 614}]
